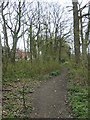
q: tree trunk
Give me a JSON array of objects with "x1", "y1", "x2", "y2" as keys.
[
  {"x1": 59, "y1": 38, "x2": 62, "y2": 62},
  {"x1": 37, "y1": 24, "x2": 40, "y2": 60},
  {"x1": 37, "y1": 1, "x2": 40, "y2": 61},
  {"x1": 11, "y1": 35, "x2": 18, "y2": 63},
  {"x1": 0, "y1": 35, "x2": 2, "y2": 119},
  {"x1": 72, "y1": 0, "x2": 80, "y2": 64},
  {"x1": 23, "y1": 21, "x2": 26, "y2": 60},
  {"x1": 54, "y1": 24, "x2": 58, "y2": 60},
  {"x1": 30, "y1": 21, "x2": 33, "y2": 63},
  {"x1": 44, "y1": 23, "x2": 48, "y2": 61},
  {"x1": 87, "y1": 6, "x2": 90, "y2": 97},
  {"x1": 1, "y1": 3, "x2": 10, "y2": 59},
  {"x1": 80, "y1": 10, "x2": 86, "y2": 63}
]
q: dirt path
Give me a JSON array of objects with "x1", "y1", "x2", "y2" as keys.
[{"x1": 29, "y1": 67, "x2": 73, "y2": 118}]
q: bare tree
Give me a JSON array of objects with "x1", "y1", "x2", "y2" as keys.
[
  {"x1": 1, "y1": 2, "x2": 10, "y2": 58},
  {"x1": 79, "y1": 3, "x2": 87, "y2": 63},
  {"x1": 0, "y1": 35, "x2": 2, "y2": 120},
  {"x1": 72, "y1": 0, "x2": 80, "y2": 64},
  {"x1": 1, "y1": 1, "x2": 26, "y2": 63}
]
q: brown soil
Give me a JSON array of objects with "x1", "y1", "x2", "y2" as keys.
[{"x1": 29, "y1": 67, "x2": 73, "y2": 118}]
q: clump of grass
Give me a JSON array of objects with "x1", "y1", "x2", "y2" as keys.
[
  {"x1": 68, "y1": 85, "x2": 88, "y2": 118},
  {"x1": 67, "y1": 61, "x2": 88, "y2": 118},
  {"x1": 3, "y1": 58, "x2": 61, "y2": 82},
  {"x1": 2, "y1": 82, "x2": 32, "y2": 118}
]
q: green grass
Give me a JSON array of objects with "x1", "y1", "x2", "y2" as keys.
[
  {"x1": 66, "y1": 61, "x2": 88, "y2": 118},
  {"x1": 68, "y1": 85, "x2": 88, "y2": 118},
  {"x1": 2, "y1": 58, "x2": 62, "y2": 118},
  {"x1": 3, "y1": 58, "x2": 61, "y2": 82},
  {"x1": 3, "y1": 57, "x2": 88, "y2": 118},
  {"x1": 2, "y1": 81, "x2": 32, "y2": 118}
]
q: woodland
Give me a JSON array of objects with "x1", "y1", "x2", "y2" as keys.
[{"x1": 0, "y1": 0, "x2": 90, "y2": 118}]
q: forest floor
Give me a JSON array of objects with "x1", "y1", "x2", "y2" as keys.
[
  {"x1": 2, "y1": 67, "x2": 74, "y2": 118},
  {"x1": 29, "y1": 67, "x2": 73, "y2": 118}
]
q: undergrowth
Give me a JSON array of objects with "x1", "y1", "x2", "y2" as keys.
[
  {"x1": 2, "y1": 58, "x2": 62, "y2": 118},
  {"x1": 3, "y1": 58, "x2": 61, "y2": 82},
  {"x1": 65, "y1": 61, "x2": 88, "y2": 118}
]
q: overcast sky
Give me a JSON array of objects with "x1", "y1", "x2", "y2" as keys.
[
  {"x1": 0, "y1": 0, "x2": 89, "y2": 50},
  {"x1": 5, "y1": 0, "x2": 89, "y2": 8},
  {"x1": 35, "y1": 0, "x2": 89, "y2": 6},
  {"x1": 17, "y1": 0, "x2": 89, "y2": 50}
]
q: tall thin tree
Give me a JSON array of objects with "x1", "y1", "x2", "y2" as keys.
[{"x1": 72, "y1": 0, "x2": 80, "y2": 64}]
